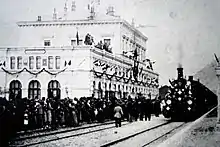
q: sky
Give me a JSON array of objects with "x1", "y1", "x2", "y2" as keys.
[{"x1": 0, "y1": 0, "x2": 220, "y2": 85}]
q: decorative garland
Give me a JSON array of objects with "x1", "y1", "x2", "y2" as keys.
[
  {"x1": 93, "y1": 70, "x2": 105, "y2": 78},
  {"x1": 93, "y1": 68, "x2": 159, "y2": 87},
  {"x1": 1, "y1": 67, "x2": 67, "y2": 76}
]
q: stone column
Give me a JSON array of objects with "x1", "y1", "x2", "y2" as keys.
[{"x1": 215, "y1": 65, "x2": 220, "y2": 125}]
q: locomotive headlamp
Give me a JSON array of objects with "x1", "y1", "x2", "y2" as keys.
[
  {"x1": 188, "y1": 107, "x2": 191, "y2": 111},
  {"x1": 187, "y1": 100, "x2": 193, "y2": 105},
  {"x1": 166, "y1": 99, "x2": 172, "y2": 105},
  {"x1": 182, "y1": 89, "x2": 184, "y2": 91},
  {"x1": 178, "y1": 97, "x2": 182, "y2": 101},
  {"x1": 166, "y1": 107, "x2": 170, "y2": 110}
]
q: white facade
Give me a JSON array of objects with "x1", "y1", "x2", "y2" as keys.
[{"x1": 0, "y1": 15, "x2": 159, "y2": 100}]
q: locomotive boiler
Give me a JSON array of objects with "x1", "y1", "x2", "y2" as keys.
[{"x1": 161, "y1": 67, "x2": 217, "y2": 121}]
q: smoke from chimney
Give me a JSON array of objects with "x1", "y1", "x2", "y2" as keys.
[{"x1": 177, "y1": 43, "x2": 184, "y2": 69}]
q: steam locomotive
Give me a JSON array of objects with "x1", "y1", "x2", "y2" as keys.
[{"x1": 161, "y1": 67, "x2": 217, "y2": 121}]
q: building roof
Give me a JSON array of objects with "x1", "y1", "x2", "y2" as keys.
[{"x1": 17, "y1": 16, "x2": 148, "y2": 41}]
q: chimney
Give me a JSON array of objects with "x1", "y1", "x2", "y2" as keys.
[
  {"x1": 177, "y1": 67, "x2": 183, "y2": 79},
  {"x1": 106, "y1": 6, "x2": 115, "y2": 16},
  {"x1": 37, "y1": 16, "x2": 42, "y2": 21},
  {"x1": 53, "y1": 8, "x2": 57, "y2": 20},
  {"x1": 88, "y1": 6, "x2": 95, "y2": 20}
]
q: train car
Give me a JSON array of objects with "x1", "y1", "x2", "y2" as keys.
[{"x1": 161, "y1": 67, "x2": 217, "y2": 121}]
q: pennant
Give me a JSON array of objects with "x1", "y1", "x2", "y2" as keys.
[
  {"x1": 169, "y1": 79, "x2": 174, "y2": 87},
  {"x1": 93, "y1": 59, "x2": 99, "y2": 64},
  {"x1": 139, "y1": 67, "x2": 143, "y2": 75},
  {"x1": 76, "y1": 31, "x2": 79, "y2": 45},
  {"x1": 68, "y1": 60, "x2": 71, "y2": 65},
  {"x1": 88, "y1": 4, "x2": 90, "y2": 10},
  {"x1": 100, "y1": 62, "x2": 105, "y2": 67},
  {"x1": 214, "y1": 53, "x2": 219, "y2": 63}
]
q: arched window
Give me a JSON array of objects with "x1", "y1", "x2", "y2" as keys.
[
  {"x1": 9, "y1": 80, "x2": 22, "y2": 100},
  {"x1": 28, "y1": 80, "x2": 41, "y2": 99},
  {"x1": 48, "y1": 80, "x2": 61, "y2": 99}
]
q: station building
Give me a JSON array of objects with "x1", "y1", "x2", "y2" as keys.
[{"x1": 0, "y1": 6, "x2": 159, "y2": 100}]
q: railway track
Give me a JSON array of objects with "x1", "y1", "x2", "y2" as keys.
[
  {"x1": 10, "y1": 121, "x2": 130, "y2": 147},
  {"x1": 13, "y1": 120, "x2": 121, "y2": 141},
  {"x1": 10, "y1": 117, "x2": 174, "y2": 147},
  {"x1": 101, "y1": 122, "x2": 186, "y2": 147}
]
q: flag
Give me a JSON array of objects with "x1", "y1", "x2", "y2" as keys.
[
  {"x1": 139, "y1": 67, "x2": 143, "y2": 75},
  {"x1": 88, "y1": 4, "x2": 90, "y2": 10},
  {"x1": 214, "y1": 53, "x2": 219, "y2": 63},
  {"x1": 93, "y1": 59, "x2": 99, "y2": 65},
  {"x1": 68, "y1": 60, "x2": 71, "y2": 65},
  {"x1": 100, "y1": 62, "x2": 105, "y2": 67},
  {"x1": 76, "y1": 31, "x2": 79, "y2": 45},
  {"x1": 169, "y1": 79, "x2": 174, "y2": 87},
  {"x1": 64, "y1": 61, "x2": 67, "y2": 67},
  {"x1": 133, "y1": 49, "x2": 138, "y2": 59}
]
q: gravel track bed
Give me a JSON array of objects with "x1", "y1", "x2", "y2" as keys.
[
  {"x1": 113, "y1": 122, "x2": 184, "y2": 147},
  {"x1": 11, "y1": 122, "x2": 129, "y2": 146},
  {"x1": 166, "y1": 117, "x2": 218, "y2": 147},
  {"x1": 32, "y1": 118, "x2": 167, "y2": 147},
  {"x1": 158, "y1": 107, "x2": 218, "y2": 147},
  {"x1": 147, "y1": 122, "x2": 189, "y2": 147}
]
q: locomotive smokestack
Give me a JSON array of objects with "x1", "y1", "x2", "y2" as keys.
[{"x1": 177, "y1": 66, "x2": 183, "y2": 79}]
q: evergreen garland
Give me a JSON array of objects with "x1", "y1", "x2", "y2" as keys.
[{"x1": 1, "y1": 67, "x2": 67, "y2": 76}]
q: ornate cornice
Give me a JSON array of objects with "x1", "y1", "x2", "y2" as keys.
[
  {"x1": 17, "y1": 19, "x2": 123, "y2": 27},
  {"x1": 16, "y1": 18, "x2": 148, "y2": 42}
]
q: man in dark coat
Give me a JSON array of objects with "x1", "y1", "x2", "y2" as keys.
[{"x1": 145, "y1": 99, "x2": 152, "y2": 121}]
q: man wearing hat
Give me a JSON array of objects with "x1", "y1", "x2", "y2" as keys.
[{"x1": 114, "y1": 100, "x2": 123, "y2": 127}]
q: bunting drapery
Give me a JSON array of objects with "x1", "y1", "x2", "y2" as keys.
[
  {"x1": 1, "y1": 67, "x2": 67, "y2": 76},
  {"x1": 93, "y1": 69, "x2": 158, "y2": 87}
]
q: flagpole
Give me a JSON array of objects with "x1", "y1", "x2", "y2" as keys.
[{"x1": 76, "y1": 27, "x2": 79, "y2": 45}]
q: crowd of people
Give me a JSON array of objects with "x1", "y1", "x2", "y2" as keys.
[{"x1": 0, "y1": 94, "x2": 161, "y2": 146}]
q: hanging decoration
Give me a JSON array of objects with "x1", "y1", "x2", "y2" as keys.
[
  {"x1": 92, "y1": 58, "x2": 158, "y2": 87},
  {"x1": 64, "y1": 60, "x2": 72, "y2": 67},
  {"x1": 1, "y1": 67, "x2": 67, "y2": 76},
  {"x1": 0, "y1": 61, "x2": 6, "y2": 67}
]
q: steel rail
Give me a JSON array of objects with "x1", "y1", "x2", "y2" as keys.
[
  {"x1": 11, "y1": 122, "x2": 129, "y2": 147},
  {"x1": 100, "y1": 121, "x2": 171, "y2": 147}
]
